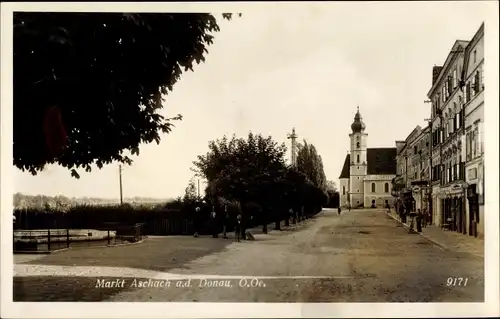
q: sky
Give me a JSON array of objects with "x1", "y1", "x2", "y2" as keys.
[{"x1": 12, "y1": 2, "x2": 494, "y2": 200}]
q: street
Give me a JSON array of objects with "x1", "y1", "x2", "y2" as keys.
[{"x1": 14, "y1": 208, "x2": 484, "y2": 302}]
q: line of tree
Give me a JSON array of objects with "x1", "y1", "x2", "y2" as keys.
[{"x1": 192, "y1": 132, "x2": 332, "y2": 235}]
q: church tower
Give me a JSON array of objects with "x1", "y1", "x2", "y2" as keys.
[{"x1": 349, "y1": 107, "x2": 368, "y2": 207}]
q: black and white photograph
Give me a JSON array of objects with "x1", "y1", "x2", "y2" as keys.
[{"x1": 1, "y1": 1, "x2": 499, "y2": 318}]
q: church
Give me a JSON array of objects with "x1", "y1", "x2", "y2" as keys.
[{"x1": 339, "y1": 108, "x2": 397, "y2": 208}]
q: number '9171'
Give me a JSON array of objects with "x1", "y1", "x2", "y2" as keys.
[{"x1": 446, "y1": 277, "x2": 469, "y2": 286}]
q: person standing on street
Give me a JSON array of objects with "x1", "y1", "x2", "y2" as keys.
[
  {"x1": 235, "y1": 213, "x2": 242, "y2": 242},
  {"x1": 222, "y1": 205, "x2": 229, "y2": 239},
  {"x1": 210, "y1": 206, "x2": 218, "y2": 238},
  {"x1": 193, "y1": 206, "x2": 201, "y2": 237},
  {"x1": 338, "y1": 206, "x2": 341, "y2": 215},
  {"x1": 422, "y1": 207, "x2": 428, "y2": 227},
  {"x1": 416, "y1": 209, "x2": 423, "y2": 232}
]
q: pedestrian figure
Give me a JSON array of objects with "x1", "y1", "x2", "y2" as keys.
[
  {"x1": 235, "y1": 214, "x2": 242, "y2": 242},
  {"x1": 402, "y1": 203, "x2": 408, "y2": 224},
  {"x1": 422, "y1": 208, "x2": 428, "y2": 228},
  {"x1": 348, "y1": 205, "x2": 351, "y2": 212},
  {"x1": 210, "y1": 206, "x2": 218, "y2": 238},
  {"x1": 416, "y1": 209, "x2": 423, "y2": 233},
  {"x1": 338, "y1": 207, "x2": 341, "y2": 215},
  {"x1": 193, "y1": 206, "x2": 201, "y2": 237},
  {"x1": 222, "y1": 205, "x2": 229, "y2": 239}
]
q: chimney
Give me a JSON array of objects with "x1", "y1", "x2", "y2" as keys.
[{"x1": 432, "y1": 66, "x2": 443, "y2": 85}]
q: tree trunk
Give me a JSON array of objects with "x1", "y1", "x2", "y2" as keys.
[{"x1": 274, "y1": 218, "x2": 281, "y2": 230}]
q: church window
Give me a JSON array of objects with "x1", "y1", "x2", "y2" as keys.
[
  {"x1": 356, "y1": 142, "x2": 360, "y2": 148},
  {"x1": 357, "y1": 154, "x2": 360, "y2": 163},
  {"x1": 343, "y1": 186, "x2": 345, "y2": 195},
  {"x1": 371, "y1": 183, "x2": 376, "y2": 193},
  {"x1": 384, "y1": 183, "x2": 389, "y2": 193}
]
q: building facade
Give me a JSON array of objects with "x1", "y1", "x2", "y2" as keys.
[
  {"x1": 426, "y1": 28, "x2": 486, "y2": 234},
  {"x1": 339, "y1": 108, "x2": 397, "y2": 208},
  {"x1": 463, "y1": 23, "x2": 484, "y2": 238},
  {"x1": 392, "y1": 126, "x2": 431, "y2": 215}
]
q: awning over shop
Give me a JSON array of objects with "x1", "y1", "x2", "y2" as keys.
[{"x1": 411, "y1": 180, "x2": 429, "y2": 186}]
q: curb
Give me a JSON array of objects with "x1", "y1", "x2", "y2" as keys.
[
  {"x1": 14, "y1": 237, "x2": 148, "y2": 255},
  {"x1": 384, "y1": 211, "x2": 449, "y2": 251}
]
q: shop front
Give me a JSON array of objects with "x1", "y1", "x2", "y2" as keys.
[{"x1": 440, "y1": 183, "x2": 468, "y2": 234}]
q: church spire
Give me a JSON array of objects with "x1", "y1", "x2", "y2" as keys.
[{"x1": 351, "y1": 106, "x2": 366, "y2": 133}]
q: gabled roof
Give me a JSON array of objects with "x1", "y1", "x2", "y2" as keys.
[
  {"x1": 427, "y1": 40, "x2": 470, "y2": 97},
  {"x1": 462, "y1": 22, "x2": 485, "y2": 80},
  {"x1": 367, "y1": 148, "x2": 397, "y2": 175},
  {"x1": 339, "y1": 154, "x2": 350, "y2": 179},
  {"x1": 339, "y1": 148, "x2": 397, "y2": 179}
]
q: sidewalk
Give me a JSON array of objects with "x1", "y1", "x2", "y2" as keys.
[{"x1": 385, "y1": 210, "x2": 484, "y2": 259}]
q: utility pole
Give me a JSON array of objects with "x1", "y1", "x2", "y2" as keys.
[
  {"x1": 119, "y1": 165, "x2": 123, "y2": 205},
  {"x1": 287, "y1": 127, "x2": 298, "y2": 168},
  {"x1": 198, "y1": 179, "x2": 201, "y2": 198}
]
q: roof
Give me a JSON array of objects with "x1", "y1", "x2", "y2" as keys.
[
  {"x1": 339, "y1": 148, "x2": 397, "y2": 179},
  {"x1": 462, "y1": 22, "x2": 485, "y2": 80},
  {"x1": 427, "y1": 40, "x2": 469, "y2": 97},
  {"x1": 367, "y1": 148, "x2": 397, "y2": 175},
  {"x1": 339, "y1": 154, "x2": 350, "y2": 179}
]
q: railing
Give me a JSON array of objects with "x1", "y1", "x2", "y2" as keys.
[{"x1": 13, "y1": 224, "x2": 147, "y2": 253}]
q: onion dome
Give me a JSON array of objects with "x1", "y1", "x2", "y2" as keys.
[{"x1": 351, "y1": 106, "x2": 366, "y2": 133}]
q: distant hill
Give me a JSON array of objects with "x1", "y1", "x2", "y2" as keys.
[{"x1": 13, "y1": 193, "x2": 174, "y2": 210}]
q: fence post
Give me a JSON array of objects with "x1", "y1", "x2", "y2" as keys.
[
  {"x1": 47, "y1": 229, "x2": 51, "y2": 251},
  {"x1": 66, "y1": 228, "x2": 70, "y2": 248}
]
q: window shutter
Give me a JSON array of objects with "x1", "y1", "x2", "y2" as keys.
[
  {"x1": 466, "y1": 82, "x2": 470, "y2": 102},
  {"x1": 471, "y1": 76, "x2": 476, "y2": 95},
  {"x1": 475, "y1": 71, "x2": 480, "y2": 92},
  {"x1": 477, "y1": 122, "x2": 483, "y2": 155},
  {"x1": 461, "y1": 134, "x2": 466, "y2": 159}
]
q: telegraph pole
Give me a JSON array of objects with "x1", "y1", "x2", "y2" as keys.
[
  {"x1": 198, "y1": 179, "x2": 201, "y2": 198},
  {"x1": 119, "y1": 165, "x2": 123, "y2": 205},
  {"x1": 287, "y1": 128, "x2": 298, "y2": 167}
]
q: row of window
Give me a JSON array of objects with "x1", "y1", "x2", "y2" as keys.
[
  {"x1": 465, "y1": 123, "x2": 483, "y2": 161},
  {"x1": 432, "y1": 69, "x2": 482, "y2": 120},
  {"x1": 431, "y1": 162, "x2": 465, "y2": 184},
  {"x1": 431, "y1": 108, "x2": 465, "y2": 147},
  {"x1": 342, "y1": 183, "x2": 390, "y2": 195}
]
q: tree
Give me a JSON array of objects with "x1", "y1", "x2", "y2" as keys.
[
  {"x1": 193, "y1": 132, "x2": 288, "y2": 234},
  {"x1": 14, "y1": 12, "x2": 240, "y2": 178},
  {"x1": 326, "y1": 180, "x2": 338, "y2": 193},
  {"x1": 193, "y1": 132, "x2": 288, "y2": 205},
  {"x1": 183, "y1": 178, "x2": 200, "y2": 203}
]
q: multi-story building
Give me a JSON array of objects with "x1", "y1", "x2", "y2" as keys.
[
  {"x1": 462, "y1": 23, "x2": 484, "y2": 238},
  {"x1": 427, "y1": 38, "x2": 470, "y2": 233},
  {"x1": 392, "y1": 126, "x2": 430, "y2": 214}
]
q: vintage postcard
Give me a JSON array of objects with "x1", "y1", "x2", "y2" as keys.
[{"x1": 1, "y1": 1, "x2": 499, "y2": 318}]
